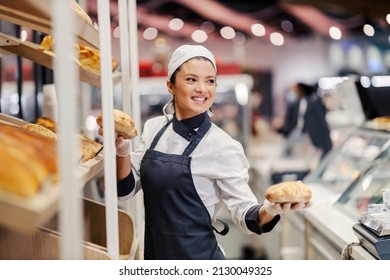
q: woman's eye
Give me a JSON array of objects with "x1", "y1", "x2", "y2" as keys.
[
  {"x1": 207, "y1": 79, "x2": 215, "y2": 84},
  {"x1": 186, "y1": 78, "x2": 196, "y2": 82}
]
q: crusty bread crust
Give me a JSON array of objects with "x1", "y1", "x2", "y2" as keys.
[
  {"x1": 22, "y1": 123, "x2": 57, "y2": 141},
  {"x1": 96, "y1": 109, "x2": 138, "y2": 139},
  {"x1": 0, "y1": 124, "x2": 58, "y2": 197},
  {"x1": 265, "y1": 181, "x2": 311, "y2": 203},
  {"x1": 79, "y1": 135, "x2": 103, "y2": 162}
]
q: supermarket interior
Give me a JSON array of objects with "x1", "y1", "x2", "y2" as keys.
[{"x1": 0, "y1": 0, "x2": 390, "y2": 260}]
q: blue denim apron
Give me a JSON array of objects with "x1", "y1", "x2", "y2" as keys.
[{"x1": 140, "y1": 117, "x2": 226, "y2": 260}]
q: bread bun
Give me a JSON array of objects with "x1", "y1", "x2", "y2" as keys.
[
  {"x1": 265, "y1": 181, "x2": 311, "y2": 203},
  {"x1": 39, "y1": 34, "x2": 117, "y2": 74},
  {"x1": 22, "y1": 123, "x2": 57, "y2": 141},
  {"x1": 36, "y1": 117, "x2": 57, "y2": 133},
  {"x1": 96, "y1": 109, "x2": 138, "y2": 139},
  {"x1": 79, "y1": 135, "x2": 103, "y2": 162}
]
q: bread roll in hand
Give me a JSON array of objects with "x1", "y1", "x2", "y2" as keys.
[
  {"x1": 265, "y1": 181, "x2": 311, "y2": 204},
  {"x1": 96, "y1": 109, "x2": 138, "y2": 139}
]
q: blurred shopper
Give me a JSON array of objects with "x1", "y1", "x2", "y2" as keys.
[
  {"x1": 274, "y1": 82, "x2": 332, "y2": 158},
  {"x1": 99, "y1": 45, "x2": 311, "y2": 260}
]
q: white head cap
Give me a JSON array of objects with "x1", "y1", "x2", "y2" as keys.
[{"x1": 167, "y1": 45, "x2": 217, "y2": 80}]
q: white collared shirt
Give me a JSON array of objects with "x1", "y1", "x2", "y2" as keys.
[{"x1": 121, "y1": 114, "x2": 259, "y2": 234}]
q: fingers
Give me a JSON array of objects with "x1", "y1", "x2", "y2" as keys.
[
  {"x1": 304, "y1": 201, "x2": 313, "y2": 208},
  {"x1": 290, "y1": 202, "x2": 305, "y2": 211},
  {"x1": 282, "y1": 202, "x2": 292, "y2": 212}
]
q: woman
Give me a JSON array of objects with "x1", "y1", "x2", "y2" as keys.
[
  {"x1": 276, "y1": 82, "x2": 332, "y2": 158},
  {"x1": 103, "y1": 45, "x2": 309, "y2": 260}
]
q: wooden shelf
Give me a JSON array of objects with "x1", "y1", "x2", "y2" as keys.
[
  {"x1": 0, "y1": 32, "x2": 120, "y2": 88},
  {"x1": 0, "y1": 0, "x2": 99, "y2": 48},
  {"x1": 0, "y1": 113, "x2": 104, "y2": 232},
  {"x1": 0, "y1": 198, "x2": 138, "y2": 260}
]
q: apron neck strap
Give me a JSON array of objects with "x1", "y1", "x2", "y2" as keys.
[
  {"x1": 182, "y1": 117, "x2": 211, "y2": 156},
  {"x1": 149, "y1": 116, "x2": 211, "y2": 156},
  {"x1": 149, "y1": 119, "x2": 173, "y2": 150}
]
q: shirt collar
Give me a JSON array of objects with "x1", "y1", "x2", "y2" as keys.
[{"x1": 172, "y1": 112, "x2": 208, "y2": 141}]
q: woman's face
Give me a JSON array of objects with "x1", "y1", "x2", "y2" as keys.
[{"x1": 167, "y1": 58, "x2": 216, "y2": 120}]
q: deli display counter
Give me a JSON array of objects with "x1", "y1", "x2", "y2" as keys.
[
  {"x1": 304, "y1": 135, "x2": 389, "y2": 260},
  {"x1": 280, "y1": 125, "x2": 390, "y2": 259},
  {"x1": 334, "y1": 147, "x2": 390, "y2": 259}
]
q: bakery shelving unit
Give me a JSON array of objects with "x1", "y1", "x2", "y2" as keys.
[
  {"x1": 0, "y1": 0, "x2": 121, "y2": 88},
  {"x1": 0, "y1": 0, "x2": 140, "y2": 260}
]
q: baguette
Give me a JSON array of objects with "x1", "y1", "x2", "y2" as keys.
[{"x1": 21, "y1": 123, "x2": 57, "y2": 141}]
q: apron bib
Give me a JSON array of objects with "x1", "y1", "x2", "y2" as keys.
[{"x1": 140, "y1": 117, "x2": 225, "y2": 260}]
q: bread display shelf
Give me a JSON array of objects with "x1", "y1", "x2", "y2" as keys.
[
  {"x1": 0, "y1": 113, "x2": 104, "y2": 232},
  {"x1": 0, "y1": 33, "x2": 121, "y2": 88},
  {"x1": 0, "y1": 198, "x2": 138, "y2": 260},
  {"x1": 0, "y1": 0, "x2": 99, "y2": 48}
]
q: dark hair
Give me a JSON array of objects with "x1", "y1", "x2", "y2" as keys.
[
  {"x1": 296, "y1": 82, "x2": 316, "y2": 97},
  {"x1": 169, "y1": 56, "x2": 215, "y2": 84}
]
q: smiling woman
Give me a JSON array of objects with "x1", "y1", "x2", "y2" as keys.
[
  {"x1": 166, "y1": 45, "x2": 217, "y2": 120},
  {"x1": 97, "y1": 44, "x2": 312, "y2": 260}
]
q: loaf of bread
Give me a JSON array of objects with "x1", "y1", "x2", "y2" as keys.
[
  {"x1": 265, "y1": 181, "x2": 311, "y2": 203},
  {"x1": 21, "y1": 123, "x2": 57, "y2": 141},
  {"x1": 35, "y1": 117, "x2": 101, "y2": 162},
  {"x1": 96, "y1": 109, "x2": 138, "y2": 139},
  {"x1": 0, "y1": 124, "x2": 58, "y2": 197},
  {"x1": 80, "y1": 135, "x2": 103, "y2": 162}
]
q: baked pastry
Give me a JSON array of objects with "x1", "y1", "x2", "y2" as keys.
[
  {"x1": 36, "y1": 116, "x2": 57, "y2": 133},
  {"x1": 22, "y1": 123, "x2": 57, "y2": 141},
  {"x1": 79, "y1": 135, "x2": 103, "y2": 162},
  {"x1": 96, "y1": 109, "x2": 138, "y2": 139},
  {"x1": 39, "y1": 35, "x2": 117, "y2": 74},
  {"x1": 0, "y1": 124, "x2": 58, "y2": 197},
  {"x1": 265, "y1": 181, "x2": 311, "y2": 203}
]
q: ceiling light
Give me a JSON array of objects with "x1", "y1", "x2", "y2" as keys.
[
  {"x1": 201, "y1": 21, "x2": 215, "y2": 33},
  {"x1": 143, "y1": 27, "x2": 158, "y2": 40},
  {"x1": 168, "y1": 18, "x2": 184, "y2": 31},
  {"x1": 251, "y1": 23, "x2": 265, "y2": 37},
  {"x1": 191, "y1": 30, "x2": 208, "y2": 43},
  {"x1": 363, "y1": 24, "x2": 375, "y2": 37},
  {"x1": 386, "y1": 14, "x2": 390, "y2": 25},
  {"x1": 220, "y1": 26, "x2": 235, "y2": 40},
  {"x1": 281, "y1": 20, "x2": 294, "y2": 33},
  {"x1": 270, "y1": 32, "x2": 284, "y2": 46},
  {"x1": 329, "y1": 26, "x2": 342, "y2": 40},
  {"x1": 233, "y1": 32, "x2": 246, "y2": 45}
]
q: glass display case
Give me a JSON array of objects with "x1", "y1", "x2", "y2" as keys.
[
  {"x1": 334, "y1": 146, "x2": 390, "y2": 220},
  {"x1": 304, "y1": 127, "x2": 390, "y2": 194}
]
